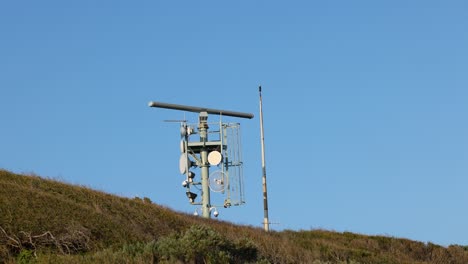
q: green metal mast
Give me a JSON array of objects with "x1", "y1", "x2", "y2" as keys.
[{"x1": 198, "y1": 112, "x2": 211, "y2": 218}]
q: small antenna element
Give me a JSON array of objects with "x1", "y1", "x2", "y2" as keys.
[{"x1": 259, "y1": 86, "x2": 270, "y2": 232}]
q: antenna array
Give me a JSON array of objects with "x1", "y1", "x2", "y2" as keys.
[{"x1": 149, "y1": 101, "x2": 253, "y2": 218}]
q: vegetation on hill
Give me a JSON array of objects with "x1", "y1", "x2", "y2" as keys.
[{"x1": 1, "y1": 169, "x2": 467, "y2": 263}]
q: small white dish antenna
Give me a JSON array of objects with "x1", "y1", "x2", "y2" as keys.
[
  {"x1": 208, "y1": 151, "x2": 223, "y2": 166},
  {"x1": 209, "y1": 170, "x2": 226, "y2": 192},
  {"x1": 180, "y1": 125, "x2": 187, "y2": 137},
  {"x1": 179, "y1": 153, "x2": 194, "y2": 174},
  {"x1": 180, "y1": 140, "x2": 186, "y2": 153}
]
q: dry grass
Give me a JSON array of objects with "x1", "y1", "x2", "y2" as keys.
[{"x1": 1, "y1": 169, "x2": 467, "y2": 263}]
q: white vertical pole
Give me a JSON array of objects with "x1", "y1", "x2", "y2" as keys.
[{"x1": 259, "y1": 86, "x2": 270, "y2": 231}]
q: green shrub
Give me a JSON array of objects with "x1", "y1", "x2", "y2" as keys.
[
  {"x1": 155, "y1": 225, "x2": 258, "y2": 263},
  {"x1": 17, "y1": 249, "x2": 35, "y2": 264}
]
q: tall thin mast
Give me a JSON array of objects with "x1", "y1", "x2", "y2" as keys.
[{"x1": 259, "y1": 86, "x2": 270, "y2": 232}]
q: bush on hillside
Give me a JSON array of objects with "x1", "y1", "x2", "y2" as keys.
[{"x1": 155, "y1": 225, "x2": 258, "y2": 263}]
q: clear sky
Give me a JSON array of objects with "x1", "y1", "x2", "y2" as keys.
[{"x1": 1, "y1": 1, "x2": 467, "y2": 246}]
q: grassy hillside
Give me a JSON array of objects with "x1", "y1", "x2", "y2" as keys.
[{"x1": 1, "y1": 169, "x2": 467, "y2": 263}]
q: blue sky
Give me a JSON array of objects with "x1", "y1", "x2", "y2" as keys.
[{"x1": 1, "y1": 1, "x2": 467, "y2": 246}]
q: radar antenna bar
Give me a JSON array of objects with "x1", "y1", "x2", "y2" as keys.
[{"x1": 149, "y1": 101, "x2": 254, "y2": 119}]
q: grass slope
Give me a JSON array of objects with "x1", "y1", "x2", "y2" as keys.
[{"x1": 1, "y1": 169, "x2": 467, "y2": 263}]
